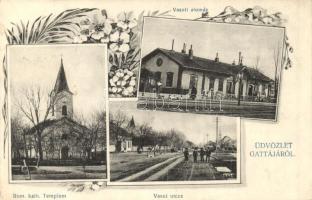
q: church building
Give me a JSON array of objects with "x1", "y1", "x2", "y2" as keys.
[
  {"x1": 24, "y1": 58, "x2": 101, "y2": 160},
  {"x1": 139, "y1": 43, "x2": 275, "y2": 102}
]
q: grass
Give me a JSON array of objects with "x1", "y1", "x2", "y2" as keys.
[{"x1": 11, "y1": 165, "x2": 107, "y2": 180}]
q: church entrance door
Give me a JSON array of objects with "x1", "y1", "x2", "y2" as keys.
[{"x1": 61, "y1": 146, "x2": 69, "y2": 159}]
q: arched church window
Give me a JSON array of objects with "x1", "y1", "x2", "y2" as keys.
[{"x1": 62, "y1": 105, "x2": 67, "y2": 116}]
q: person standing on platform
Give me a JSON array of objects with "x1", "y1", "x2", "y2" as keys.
[
  {"x1": 184, "y1": 148, "x2": 189, "y2": 161},
  {"x1": 193, "y1": 148, "x2": 198, "y2": 163},
  {"x1": 205, "y1": 147, "x2": 211, "y2": 163},
  {"x1": 200, "y1": 148, "x2": 205, "y2": 162}
]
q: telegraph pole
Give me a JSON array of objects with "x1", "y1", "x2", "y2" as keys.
[{"x1": 216, "y1": 117, "x2": 218, "y2": 153}]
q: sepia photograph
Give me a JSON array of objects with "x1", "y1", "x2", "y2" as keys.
[
  {"x1": 137, "y1": 17, "x2": 285, "y2": 120},
  {"x1": 108, "y1": 101, "x2": 240, "y2": 185},
  {"x1": 8, "y1": 44, "x2": 108, "y2": 181}
]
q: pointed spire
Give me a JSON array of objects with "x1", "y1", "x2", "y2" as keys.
[
  {"x1": 53, "y1": 57, "x2": 72, "y2": 94},
  {"x1": 188, "y1": 45, "x2": 193, "y2": 59},
  {"x1": 181, "y1": 43, "x2": 186, "y2": 53},
  {"x1": 215, "y1": 52, "x2": 219, "y2": 62},
  {"x1": 128, "y1": 116, "x2": 135, "y2": 128}
]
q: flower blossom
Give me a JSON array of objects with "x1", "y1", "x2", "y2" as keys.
[
  {"x1": 109, "y1": 30, "x2": 130, "y2": 52},
  {"x1": 116, "y1": 12, "x2": 137, "y2": 31}
]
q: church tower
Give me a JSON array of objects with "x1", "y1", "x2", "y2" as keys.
[
  {"x1": 51, "y1": 58, "x2": 74, "y2": 119},
  {"x1": 127, "y1": 116, "x2": 136, "y2": 129}
]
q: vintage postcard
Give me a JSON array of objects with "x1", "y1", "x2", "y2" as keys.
[
  {"x1": 7, "y1": 44, "x2": 108, "y2": 182},
  {"x1": 108, "y1": 101, "x2": 240, "y2": 185},
  {"x1": 137, "y1": 17, "x2": 285, "y2": 121},
  {"x1": 0, "y1": 1, "x2": 311, "y2": 200}
]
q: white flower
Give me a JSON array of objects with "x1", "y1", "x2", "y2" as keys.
[
  {"x1": 123, "y1": 75, "x2": 130, "y2": 81},
  {"x1": 109, "y1": 79, "x2": 116, "y2": 87},
  {"x1": 121, "y1": 80, "x2": 127, "y2": 86},
  {"x1": 234, "y1": 16, "x2": 243, "y2": 23},
  {"x1": 116, "y1": 72, "x2": 124, "y2": 78},
  {"x1": 109, "y1": 31, "x2": 130, "y2": 53},
  {"x1": 90, "y1": 21, "x2": 112, "y2": 41},
  {"x1": 117, "y1": 87, "x2": 122, "y2": 93},
  {"x1": 127, "y1": 86, "x2": 134, "y2": 93},
  {"x1": 263, "y1": 17, "x2": 273, "y2": 24},
  {"x1": 122, "y1": 89, "x2": 129, "y2": 96},
  {"x1": 112, "y1": 76, "x2": 119, "y2": 82},
  {"x1": 100, "y1": 37, "x2": 109, "y2": 43},
  {"x1": 127, "y1": 70, "x2": 134, "y2": 77},
  {"x1": 117, "y1": 12, "x2": 137, "y2": 31},
  {"x1": 91, "y1": 184, "x2": 100, "y2": 190},
  {"x1": 223, "y1": 6, "x2": 239, "y2": 15},
  {"x1": 129, "y1": 80, "x2": 136, "y2": 86},
  {"x1": 112, "y1": 87, "x2": 117, "y2": 93},
  {"x1": 116, "y1": 81, "x2": 121, "y2": 86},
  {"x1": 108, "y1": 71, "x2": 115, "y2": 77}
]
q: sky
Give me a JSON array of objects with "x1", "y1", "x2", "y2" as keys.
[
  {"x1": 110, "y1": 101, "x2": 238, "y2": 145},
  {"x1": 9, "y1": 44, "x2": 107, "y2": 122},
  {"x1": 142, "y1": 17, "x2": 285, "y2": 79}
]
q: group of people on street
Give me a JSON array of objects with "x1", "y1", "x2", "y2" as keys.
[{"x1": 183, "y1": 147, "x2": 212, "y2": 163}]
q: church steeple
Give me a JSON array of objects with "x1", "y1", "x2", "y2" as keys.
[
  {"x1": 51, "y1": 57, "x2": 74, "y2": 119},
  {"x1": 53, "y1": 58, "x2": 72, "y2": 94},
  {"x1": 127, "y1": 116, "x2": 136, "y2": 128}
]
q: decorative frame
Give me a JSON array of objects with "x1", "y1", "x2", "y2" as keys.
[{"x1": 2, "y1": 6, "x2": 292, "y2": 191}]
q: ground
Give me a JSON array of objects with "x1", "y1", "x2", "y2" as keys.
[
  {"x1": 110, "y1": 151, "x2": 237, "y2": 182},
  {"x1": 137, "y1": 98, "x2": 276, "y2": 119},
  {"x1": 109, "y1": 152, "x2": 181, "y2": 181},
  {"x1": 12, "y1": 165, "x2": 106, "y2": 180}
]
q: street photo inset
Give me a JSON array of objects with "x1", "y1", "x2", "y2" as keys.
[
  {"x1": 137, "y1": 17, "x2": 285, "y2": 120},
  {"x1": 109, "y1": 101, "x2": 240, "y2": 185},
  {"x1": 8, "y1": 44, "x2": 107, "y2": 182}
]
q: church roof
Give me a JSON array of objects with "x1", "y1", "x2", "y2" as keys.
[
  {"x1": 27, "y1": 117, "x2": 89, "y2": 135},
  {"x1": 142, "y1": 48, "x2": 273, "y2": 82},
  {"x1": 53, "y1": 58, "x2": 73, "y2": 94},
  {"x1": 109, "y1": 121, "x2": 132, "y2": 144}
]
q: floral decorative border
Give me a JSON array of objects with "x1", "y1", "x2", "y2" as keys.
[{"x1": 2, "y1": 6, "x2": 292, "y2": 192}]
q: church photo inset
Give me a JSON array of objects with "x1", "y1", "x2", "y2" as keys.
[
  {"x1": 8, "y1": 44, "x2": 107, "y2": 181},
  {"x1": 138, "y1": 17, "x2": 285, "y2": 120}
]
